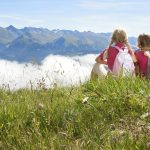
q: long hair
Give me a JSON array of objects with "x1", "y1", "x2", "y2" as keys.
[
  {"x1": 137, "y1": 34, "x2": 150, "y2": 51},
  {"x1": 109, "y1": 29, "x2": 131, "y2": 49}
]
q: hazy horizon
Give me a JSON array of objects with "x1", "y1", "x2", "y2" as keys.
[
  {"x1": 1, "y1": 25, "x2": 139, "y2": 38},
  {"x1": 1, "y1": 24, "x2": 112, "y2": 35}
]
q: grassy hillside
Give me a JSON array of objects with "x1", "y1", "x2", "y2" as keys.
[{"x1": 0, "y1": 76, "x2": 149, "y2": 149}]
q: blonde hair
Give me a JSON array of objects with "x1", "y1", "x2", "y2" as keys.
[
  {"x1": 109, "y1": 29, "x2": 131, "y2": 49},
  {"x1": 137, "y1": 34, "x2": 150, "y2": 51}
]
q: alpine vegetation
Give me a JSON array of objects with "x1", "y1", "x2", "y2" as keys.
[{"x1": 0, "y1": 76, "x2": 149, "y2": 149}]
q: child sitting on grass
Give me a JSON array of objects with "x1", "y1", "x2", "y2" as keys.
[
  {"x1": 134, "y1": 34, "x2": 150, "y2": 79},
  {"x1": 91, "y1": 29, "x2": 136, "y2": 79}
]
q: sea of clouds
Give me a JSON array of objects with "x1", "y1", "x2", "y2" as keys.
[{"x1": 0, "y1": 54, "x2": 98, "y2": 90}]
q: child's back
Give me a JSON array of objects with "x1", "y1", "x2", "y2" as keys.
[
  {"x1": 135, "y1": 34, "x2": 150, "y2": 78},
  {"x1": 97, "y1": 29, "x2": 135, "y2": 76}
]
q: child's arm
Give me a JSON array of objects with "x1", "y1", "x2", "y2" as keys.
[
  {"x1": 129, "y1": 49, "x2": 137, "y2": 62},
  {"x1": 103, "y1": 49, "x2": 108, "y2": 60},
  {"x1": 134, "y1": 51, "x2": 140, "y2": 76},
  {"x1": 95, "y1": 55, "x2": 107, "y2": 64},
  {"x1": 95, "y1": 49, "x2": 107, "y2": 65},
  {"x1": 144, "y1": 51, "x2": 150, "y2": 58}
]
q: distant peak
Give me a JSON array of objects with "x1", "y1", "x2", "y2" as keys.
[{"x1": 6, "y1": 25, "x2": 17, "y2": 30}]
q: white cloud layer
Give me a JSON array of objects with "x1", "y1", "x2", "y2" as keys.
[{"x1": 0, "y1": 54, "x2": 97, "y2": 90}]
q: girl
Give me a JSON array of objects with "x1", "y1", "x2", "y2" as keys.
[
  {"x1": 91, "y1": 29, "x2": 136, "y2": 79},
  {"x1": 134, "y1": 34, "x2": 150, "y2": 79}
]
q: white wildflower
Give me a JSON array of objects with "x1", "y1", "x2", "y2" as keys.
[
  {"x1": 37, "y1": 103, "x2": 44, "y2": 109},
  {"x1": 82, "y1": 97, "x2": 89, "y2": 104},
  {"x1": 140, "y1": 112, "x2": 149, "y2": 119},
  {"x1": 32, "y1": 118, "x2": 36, "y2": 123}
]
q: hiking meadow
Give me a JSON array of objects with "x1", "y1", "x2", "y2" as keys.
[{"x1": 0, "y1": 76, "x2": 149, "y2": 149}]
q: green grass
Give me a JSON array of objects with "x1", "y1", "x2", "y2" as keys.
[{"x1": 0, "y1": 76, "x2": 150, "y2": 149}]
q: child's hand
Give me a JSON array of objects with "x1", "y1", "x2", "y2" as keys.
[{"x1": 144, "y1": 51, "x2": 150, "y2": 58}]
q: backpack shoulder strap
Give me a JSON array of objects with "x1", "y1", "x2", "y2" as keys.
[{"x1": 111, "y1": 45, "x2": 127, "y2": 53}]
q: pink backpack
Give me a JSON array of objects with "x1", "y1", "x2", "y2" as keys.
[{"x1": 112, "y1": 46, "x2": 135, "y2": 76}]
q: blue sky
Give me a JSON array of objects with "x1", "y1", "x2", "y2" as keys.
[{"x1": 0, "y1": 0, "x2": 150, "y2": 36}]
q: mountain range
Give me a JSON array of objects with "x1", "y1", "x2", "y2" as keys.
[{"x1": 0, "y1": 25, "x2": 137, "y2": 63}]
